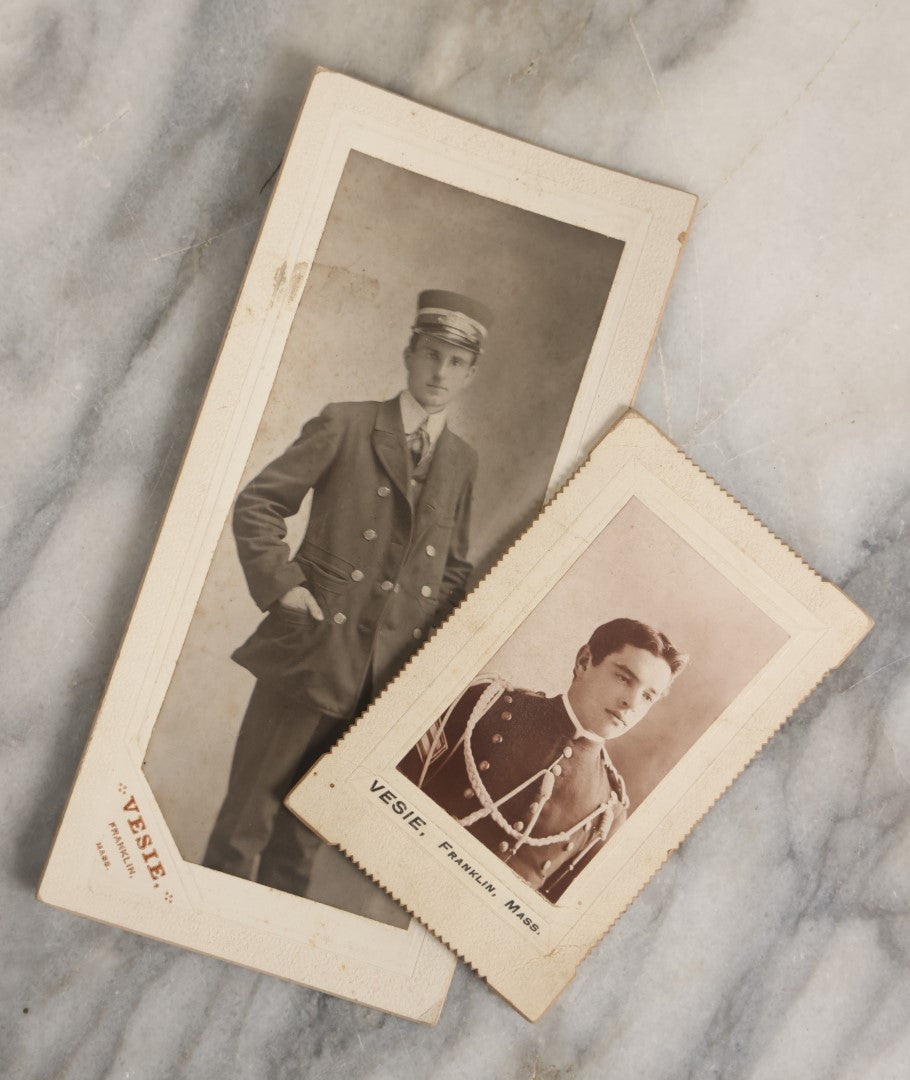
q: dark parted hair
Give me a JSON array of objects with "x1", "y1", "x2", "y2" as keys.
[{"x1": 586, "y1": 618, "x2": 688, "y2": 676}]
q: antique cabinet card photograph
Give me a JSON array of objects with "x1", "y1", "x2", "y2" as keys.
[
  {"x1": 38, "y1": 71, "x2": 696, "y2": 1020},
  {"x1": 288, "y1": 413, "x2": 872, "y2": 1022}
]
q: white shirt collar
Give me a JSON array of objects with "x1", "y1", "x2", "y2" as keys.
[
  {"x1": 399, "y1": 390, "x2": 447, "y2": 448},
  {"x1": 560, "y1": 693, "x2": 605, "y2": 744}
]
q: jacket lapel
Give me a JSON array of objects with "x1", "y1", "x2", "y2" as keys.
[
  {"x1": 371, "y1": 398, "x2": 412, "y2": 504},
  {"x1": 413, "y1": 427, "x2": 460, "y2": 539}
]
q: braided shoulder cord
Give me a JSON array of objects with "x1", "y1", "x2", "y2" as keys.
[
  {"x1": 602, "y1": 746, "x2": 630, "y2": 810},
  {"x1": 565, "y1": 804, "x2": 615, "y2": 873},
  {"x1": 563, "y1": 756, "x2": 631, "y2": 873},
  {"x1": 456, "y1": 684, "x2": 617, "y2": 848},
  {"x1": 416, "y1": 676, "x2": 505, "y2": 789}
]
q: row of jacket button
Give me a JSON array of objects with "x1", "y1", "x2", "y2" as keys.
[
  {"x1": 362, "y1": 528, "x2": 437, "y2": 559},
  {"x1": 329, "y1": 612, "x2": 423, "y2": 640},
  {"x1": 344, "y1": 570, "x2": 436, "y2": 597},
  {"x1": 466, "y1": 692, "x2": 588, "y2": 874},
  {"x1": 332, "y1": 488, "x2": 441, "y2": 638}
]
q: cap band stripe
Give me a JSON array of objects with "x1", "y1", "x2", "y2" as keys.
[{"x1": 413, "y1": 307, "x2": 487, "y2": 352}]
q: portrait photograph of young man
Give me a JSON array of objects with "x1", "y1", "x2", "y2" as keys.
[
  {"x1": 400, "y1": 617, "x2": 688, "y2": 900},
  {"x1": 397, "y1": 496, "x2": 792, "y2": 902}
]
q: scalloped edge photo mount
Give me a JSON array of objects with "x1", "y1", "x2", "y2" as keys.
[{"x1": 287, "y1": 411, "x2": 872, "y2": 1021}]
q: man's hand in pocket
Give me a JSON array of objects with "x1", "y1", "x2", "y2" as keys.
[{"x1": 278, "y1": 585, "x2": 324, "y2": 620}]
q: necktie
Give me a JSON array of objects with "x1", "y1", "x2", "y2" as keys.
[{"x1": 407, "y1": 419, "x2": 431, "y2": 477}]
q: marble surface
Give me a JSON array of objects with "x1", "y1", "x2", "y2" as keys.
[{"x1": 3, "y1": 0, "x2": 909, "y2": 1076}]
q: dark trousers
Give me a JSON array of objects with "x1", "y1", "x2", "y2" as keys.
[{"x1": 202, "y1": 680, "x2": 346, "y2": 896}]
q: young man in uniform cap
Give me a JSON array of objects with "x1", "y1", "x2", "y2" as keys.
[
  {"x1": 399, "y1": 618, "x2": 687, "y2": 901},
  {"x1": 204, "y1": 290, "x2": 492, "y2": 900}
]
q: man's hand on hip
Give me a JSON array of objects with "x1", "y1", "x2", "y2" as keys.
[{"x1": 278, "y1": 585, "x2": 324, "y2": 620}]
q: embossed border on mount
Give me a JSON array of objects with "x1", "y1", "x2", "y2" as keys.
[
  {"x1": 38, "y1": 72, "x2": 696, "y2": 1023},
  {"x1": 287, "y1": 411, "x2": 872, "y2": 1022}
]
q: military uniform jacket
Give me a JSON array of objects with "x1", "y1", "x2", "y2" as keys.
[
  {"x1": 231, "y1": 398, "x2": 477, "y2": 718},
  {"x1": 399, "y1": 679, "x2": 629, "y2": 901}
]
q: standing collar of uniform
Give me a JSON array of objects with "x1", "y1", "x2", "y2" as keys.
[
  {"x1": 559, "y1": 692, "x2": 626, "y2": 803},
  {"x1": 560, "y1": 692, "x2": 605, "y2": 744},
  {"x1": 399, "y1": 390, "x2": 447, "y2": 447}
]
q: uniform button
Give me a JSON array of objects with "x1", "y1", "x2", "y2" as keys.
[
  {"x1": 501, "y1": 711, "x2": 512, "y2": 721},
  {"x1": 564, "y1": 840, "x2": 574, "y2": 852},
  {"x1": 504, "y1": 695, "x2": 513, "y2": 704},
  {"x1": 583, "y1": 821, "x2": 592, "y2": 831},
  {"x1": 542, "y1": 859, "x2": 552, "y2": 871},
  {"x1": 529, "y1": 801, "x2": 539, "y2": 813},
  {"x1": 514, "y1": 822, "x2": 525, "y2": 832},
  {"x1": 563, "y1": 746, "x2": 573, "y2": 758},
  {"x1": 412, "y1": 627, "x2": 422, "y2": 639},
  {"x1": 350, "y1": 569, "x2": 364, "y2": 582},
  {"x1": 479, "y1": 760, "x2": 490, "y2": 772},
  {"x1": 498, "y1": 841, "x2": 509, "y2": 853},
  {"x1": 393, "y1": 583, "x2": 401, "y2": 593},
  {"x1": 463, "y1": 788, "x2": 474, "y2": 799},
  {"x1": 425, "y1": 544, "x2": 436, "y2": 557},
  {"x1": 362, "y1": 529, "x2": 377, "y2": 541},
  {"x1": 551, "y1": 764, "x2": 562, "y2": 777},
  {"x1": 491, "y1": 734, "x2": 502, "y2": 744},
  {"x1": 333, "y1": 612, "x2": 346, "y2": 625},
  {"x1": 410, "y1": 477, "x2": 418, "y2": 486},
  {"x1": 380, "y1": 580, "x2": 394, "y2": 592},
  {"x1": 420, "y1": 585, "x2": 432, "y2": 598},
  {"x1": 377, "y1": 485, "x2": 391, "y2": 497}
]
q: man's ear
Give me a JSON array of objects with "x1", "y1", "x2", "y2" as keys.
[{"x1": 573, "y1": 643, "x2": 593, "y2": 679}]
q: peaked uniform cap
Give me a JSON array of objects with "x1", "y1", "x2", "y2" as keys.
[{"x1": 412, "y1": 290, "x2": 493, "y2": 354}]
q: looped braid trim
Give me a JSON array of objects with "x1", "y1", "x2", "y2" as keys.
[{"x1": 456, "y1": 682, "x2": 616, "y2": 848}]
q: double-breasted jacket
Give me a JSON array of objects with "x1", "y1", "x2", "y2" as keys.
[
  {"x1": 231, "y1": 397, "x2": 477, "y2": 718},
  {"x1": 399, "y1": 679, "x2": 629, "y2": 900}
]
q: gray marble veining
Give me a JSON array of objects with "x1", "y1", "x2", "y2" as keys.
[{"x1": 3, "y1": 1, "x2": 909, "y2": 1077}]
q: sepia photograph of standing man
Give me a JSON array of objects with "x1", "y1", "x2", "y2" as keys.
[{"x1": 203, "y1": 290, "x2": 492, "y2": 898}]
